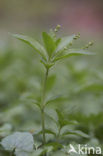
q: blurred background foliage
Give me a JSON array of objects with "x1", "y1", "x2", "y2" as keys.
[{"x1": 0, "y1": 0, "x2": 103, "y2": 155}]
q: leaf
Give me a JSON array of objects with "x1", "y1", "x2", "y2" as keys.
[
  {"x1": 80, "y1": 83, "x2": 103, "y2": 93},
  {"x1": 63, "y1": 120, "x2": 78, "y2": 126},
  {"x1": 22, "y1": 98, "x2": 41, "y2": 109},
  {"x1": 56, "y1": 110, "x2": 78, "y2": 128},
  {"x1": 55, "y1": 38, "x2": 61, "y2": 47},
  {"x1": 42, "y1": 32, "x2": 56, "y2": 57},
  {"x1": 45, "y1": 95, "x2": 62, "y2": 106},
  {"x1": 45, "y1": 110, "x2": 58, "y2": 125},
  {"x1": 1, "y1": 132, "x2": 34, "y2": 154},
  {"x1": 56, "y1": 110, "x2": 76, "y2": 128},
  {"x1": 62, "y1": 130, "x2": 89, "y2": 138},
  {"x1": 55, "y1": 35, "x2": 75, "y2": 53},
  {"x1": 11, "y1": 33, "x2": 47, "y2": 60},
  {"x1": 20, "y1": 93, "x2": 41, "y2": 109},
  {"x1": 54, "y1": 49, "x2": 95, "y2": 61}
]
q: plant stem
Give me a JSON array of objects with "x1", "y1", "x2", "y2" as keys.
[{"x1": 41, "y1": 67, "x2": 49, "y2": 145}]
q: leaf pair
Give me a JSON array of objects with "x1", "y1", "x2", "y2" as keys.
[{"x1": 44, "y1": 109, "x2": 89, "y2": 139}]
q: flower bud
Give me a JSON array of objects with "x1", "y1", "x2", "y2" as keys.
[{"x1": 54, "y1": 25, "x2": 61, "y2": 32}]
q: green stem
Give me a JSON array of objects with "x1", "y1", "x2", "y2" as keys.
[{"x1": 41, "y1": 67, "x2": 49, "y2": 145}]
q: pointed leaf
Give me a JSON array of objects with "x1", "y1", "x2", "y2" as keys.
[
  {"x1": 55, "y1": 38, "x2": 61, "y2": 47},
  {"x1": 42, "y1": 32, "x2": 56, "y2": 57},
  {"x1": 54, "y1": 49, "x2": 95, "y2": 61},
  {"x1": 11, "y1": 34, "x2": 47, "y2": 60},
  {"x1": 80, "y1": 83, "x2": 103, "y2": 93},
  {"x1": 20, "y1": 94, "x2": 41, "y2": 109},
  {"x1": 45, "y1": 95, "x2": 62, "y2": 106},
  {"x1": 62, "y1": 130, "x2": 89, "y2": 138}
]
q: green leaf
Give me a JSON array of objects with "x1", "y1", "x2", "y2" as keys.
[
  {"x1": 56, "y1": 110, "x2": 78, "y2": 128},
  {"x1": 45, "y1": 110, "x2": 58, "y2": 124},
  {"x1": 55, "y1": 38, "x2": 61, "y2": 47},
  {"x1": 56, "y1": 110, "x2": 77, "y2": 128},
  {"x1": 62, "y1": 130, "x2": 89, "y2": 138},
  {"x1": 42, "y1": 32, "x2": 56, "y2": 57},
  {"x1": 80, "y1": 83, "x2": 103, "y2": 93},
  {"x1": 55, "y1": 35, "x2": 75, "y2": 53},
  {"x1": 54, "y1": 49, "x2": 95, "y2": 61},
  {"x1": 45, "y1": 95, "x2": 62, "y2": 106},
  {"x1": 11, "y1": 33, "x2": 47, "y2": 60},
  {"x1": 20, "y1": 93, "x2": 41, "y2": 109}
]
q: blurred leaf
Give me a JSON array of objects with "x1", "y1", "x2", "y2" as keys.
[
  {"x1": 11, "y1": 33, "x2": 47, "y2": 60},
  {"x1": 42, "y1": 32, "x2": 56, "y2": 57},
  {"x1": 56, "y1": 110, "x2": 77, "y2": 128},
  {"x1": 45, "y1": 110, "x2": 58, "y2": 125},
  {"x1": 79, "y1": 83, "x2": 103, "y2": 93},
  {"x1": 45, "y1": 95, "x2": 62, "y2": 106},
  {"x1": 55, "y1": 38, "x2": 61, "y2": 47},
  {"x1": 1, "y1": 132, "x2": 34, "y2": 155},
  {"x1": 54, "y1": 49, "x2": 95, "y2": 61},
  {"x1": 62, "y1": 130, "x2": 89, "y2": 138},
  {"x1": 20, "y1": 93, "x2": 41, "y2": 109}
]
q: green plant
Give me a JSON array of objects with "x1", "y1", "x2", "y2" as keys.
[
  {"x1": 11, "y1": 25, "x2": 94, "y2": 144},
  {"x1": 0, "y1": 25, "x2": 95, "y2": 156}
]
